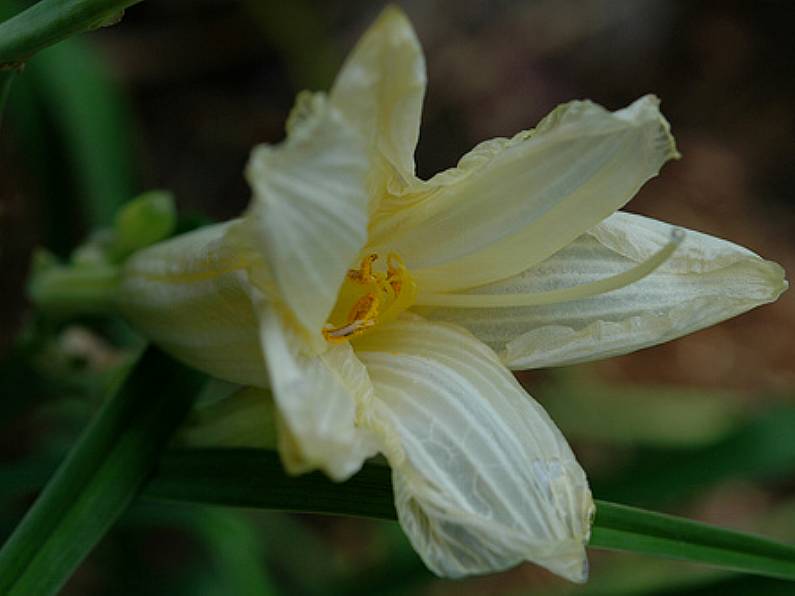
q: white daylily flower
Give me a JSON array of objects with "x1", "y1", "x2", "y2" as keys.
[{"x1": 117, "y1": 7, "x2": 787, "y2": 583}]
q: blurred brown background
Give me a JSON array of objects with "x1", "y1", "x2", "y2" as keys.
[{"x1": 1, "y1": 1, "x2": 793, "y2": 594}]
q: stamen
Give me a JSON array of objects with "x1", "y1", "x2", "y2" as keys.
[
  {"x1": 322, "y1": 253, "x2": 416, "y2": 343},
  {"x1": 323, "y1": 317, "x2": 377, "y2": 341},
  {"x1": 416, "y1": 228, "x2": 685, "y2": 308},
  {"x1": 347, "y1": 253, "x2": 378, "y2": 283},
  {"x1": 323, "y1": 293, "x2": 379, "y2": 343}
]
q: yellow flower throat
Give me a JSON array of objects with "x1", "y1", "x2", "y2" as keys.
[{"x1": 323, "y1": 253, "x2": 416, "y2": 343}]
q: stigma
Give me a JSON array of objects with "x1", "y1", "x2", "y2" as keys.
[{"x1": 323, "y1": 253, "x2": 416, "y2": 343}]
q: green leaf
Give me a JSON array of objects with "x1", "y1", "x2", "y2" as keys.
[
  {"x1": 591, "y1": 501, "x2": 795, "y2": 581},
  {"x1": 0, "y1": 0, "x2": 142, "y2": 65},
  {"x1": 0, "y1": 348, "x2": 204, "y2": 595},
  {"x1": 147, "y1": 448, "x2": 395, "y2": 521},
  {"x1": 144, "y1": 448, "x2": 795, "y2": 581}
]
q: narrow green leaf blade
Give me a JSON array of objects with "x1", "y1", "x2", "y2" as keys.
[
  {"x1": 144, "y1": 448, "x2": 795, "y2": 581},
  {"x1": 147, "y1": 448, "x2": 396, "y2": 520},
  {"x1": 591, "y1": 501, "x2": 795, "y2": 580},
  {"x1": 0, "y1": 0, "x2": 142, "y2": 65},
  {"x1": 0, "y1": 348, "x2": 204, "y2": 595}
]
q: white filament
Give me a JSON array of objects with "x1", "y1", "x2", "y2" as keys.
[{"x1": 416, "y1": 228, "x2": 685, "y2": 308}]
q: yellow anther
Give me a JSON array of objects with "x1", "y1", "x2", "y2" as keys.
[
  {"x1": 348, "y1": 293, "x2": 379, "y2": 325},
  {"x1": 347, "y1": 253, "x2": 378, "y2": 284},
  {"x1": 322, "y1": 253, "x2": 416, "y2": 343}
]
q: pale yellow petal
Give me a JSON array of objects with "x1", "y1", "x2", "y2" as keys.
[
  {"x1": 368, "y1": 95, "x2": 679, "y2": 292},
  {"x1": 354, "y1": 315, "x2": 593, "y2": 582},
  {"x1": 330, "y1": 6, "x2": 426, "y2": 196},
  {"x1": 424, "y1": 211, "x2": 787, "y2": 369},
  {"x1": 118, "y1": 221, "x2": 271, "y2": 387},
  {"x1": 244, "y1": 92, "x2": 370, "y2": 336},
  {"x1": 258, "y1": 305, "x2": 378, "y2": 481}
]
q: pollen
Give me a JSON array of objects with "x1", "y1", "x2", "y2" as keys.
[{"x1": 323, "y1": 253, "x2": 416, "y2": 343}]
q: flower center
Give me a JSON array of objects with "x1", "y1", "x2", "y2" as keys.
[{"x1": 323, "y1": 253, "x2": 417, "y2": 343}]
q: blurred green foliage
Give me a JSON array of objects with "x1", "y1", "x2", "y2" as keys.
[{"x1": 3, "y1": 0, "x2": 137, "y2": 254}]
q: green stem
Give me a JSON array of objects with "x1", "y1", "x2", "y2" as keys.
[
  {"x1": 0, "y1": 348, "x2": 204, "y2": 595},
  {"x1": 0, "y1": 0, "x2": 143, "y2": 66},
  {"x1": 144, "y1": 448, "x2": 795, "y2": 581},
  {"x1": 28, "y1": 262, "x2": 121, "y2": 316}
]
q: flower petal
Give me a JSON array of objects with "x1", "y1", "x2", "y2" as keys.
[
  {"x1": 354, "y1": 315, "x2": 593, "y2": 582},
  {"x1": 257, "y1": 303, "x2": 378, "y2": 481},
  {"x1": 330, "y1": 6, "x2": 426, "y2": 195},
  {"x1": 368, "y1": 95, "x2": 679, "y2": 292},
  {"x1": 245, "y1": 92, "x2": 370, "y2": 336},
  {"x1": 424, "y1": 211, "x2": 788, "y2": 369},
  {"x1": 118, "y1": 221, "x2": 271, "y2": 388}
]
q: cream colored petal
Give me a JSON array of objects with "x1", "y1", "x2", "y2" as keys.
[
  {"x1": 354, "y1": 315, "x2": 593, "y2": 582},
  {"x1": 257, "y1": 304, "x2": 378, "y2": 481},
  {"x1": 330, "y1": 6, "x2": 426, "y2": 196},
  {"x1": 120, "y1": 218, "x2": 378, "y2": 480},
  {"x1": 244, "y1": 92, "x2": 370, "y2": 336},
  {"x1": 368, "y1": 95, "x2": 679, "y2": 292},
  {"x1": 424, "y1": 211, "x2": 788, "y2": 369},
  {"x1": 118, "y1": 221, "x2": 272, "y2": 388}
]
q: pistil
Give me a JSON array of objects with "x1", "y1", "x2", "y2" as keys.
[{"x1": 416, "y1": 229, "x2": 685, "y2": 308}]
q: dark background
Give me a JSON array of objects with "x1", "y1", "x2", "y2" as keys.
[{"x1": 1, "y1": 1, "x2": 793, "y2": 594}]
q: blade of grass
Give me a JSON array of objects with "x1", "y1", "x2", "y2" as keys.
[
  {"x1": 590, "y1": 501, "x2": 795, "y2": 580},
  {"x1": 0, "y1": 348, "x2": 204, "y2": 595},
  {"x1": 144, "y1": 448, "x2": 795, "y2": 581},
  {"x1": 147, "y1": 448, "x2": 395, "y2": 520},
  {"x1": 644, "y1": 574, "x2": 795, "y2": 596},
  {"x1": 0, "y1": 0, "x2": 142, "y2": 65}
]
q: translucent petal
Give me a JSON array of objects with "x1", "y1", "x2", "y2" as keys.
[
  {"x1": 424, "y1": 211, "x2": 788, "y2": 369},
  {"x1": 258, "y1": 304, "x2": 378, "y2": 481},
  {"x1": 245, "y1": 92, "x2": 370, "y2": 336},
  {"x1": 330, "y1": 6, "x2": 426, "y2": 195},
  {"x1": 118, "y1": 222, "x2": 272, "y2": 387},
  {"x1": 354, "y1": 315, "x2": 593, "y2": 581},
  {"x1": 368, "y1": 95, "x2": 679, "y2": 292}
]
